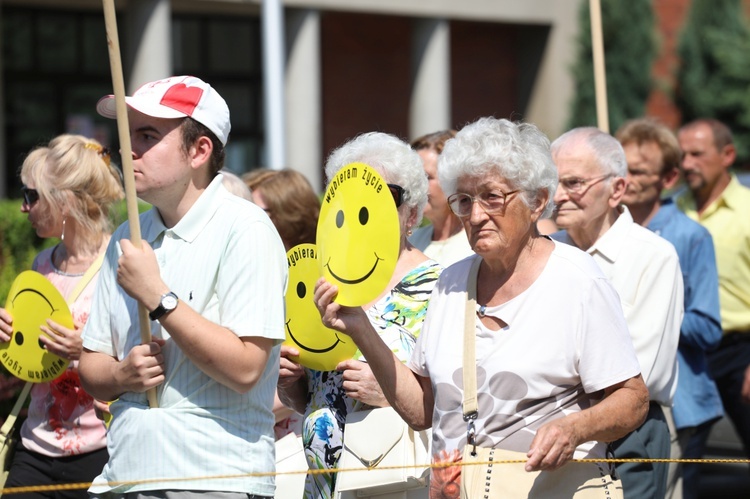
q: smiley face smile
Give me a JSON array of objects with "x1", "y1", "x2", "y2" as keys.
[
  {"x1": 324, "y1": 254, "x2": 383, "y2": 285},
  {"x1": 286, "y1": 319, "x2": 347, "y2": 353}
]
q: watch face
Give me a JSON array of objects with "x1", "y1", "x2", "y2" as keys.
[{"x1": 163, "y1": 293, "x2": 178, "y2": 310}]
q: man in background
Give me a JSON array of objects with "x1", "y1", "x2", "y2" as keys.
[
  {"x1": 677, "y1": 118, "x2": 750, "y2": 462},
  {"x1": 550, "y1": 126, "x2": 683, "y2": 499},
  {"x1": 617, "y1": 118, "x2": 723, "y2": 499}
]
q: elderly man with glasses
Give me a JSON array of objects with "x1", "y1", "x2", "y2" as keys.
[{"x1": 549, "y1": 127, "x2": 684, "y2": 499}]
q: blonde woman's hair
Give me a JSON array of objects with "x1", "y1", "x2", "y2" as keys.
[{"x1": 20, "y1": 134, "x2": 125, "y2": 252}]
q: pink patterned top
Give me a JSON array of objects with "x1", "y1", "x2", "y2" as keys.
[{"x1": 19, "y1": 245, "x2": 107, "y2": 457}]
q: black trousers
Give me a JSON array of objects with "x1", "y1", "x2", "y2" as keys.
[
  {"x1": 5, "y1": 443, "x2": 108, "y2": 499},
  {"x1": 612, "y1": 402, "x2": 670, "y2": 499},
  {"x1": 708, "y1": 332, "x2": 750, "y2": 458}
]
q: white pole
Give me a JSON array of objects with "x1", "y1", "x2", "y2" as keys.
[{"x1": 262, "y1": 0, "x2": 286, "y2": 169}]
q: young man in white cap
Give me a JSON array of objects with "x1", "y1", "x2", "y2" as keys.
[{"x1": 79, "y1": 76, "x2": 287, "y2": 498}]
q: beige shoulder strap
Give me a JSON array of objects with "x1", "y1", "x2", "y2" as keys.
[
  {"x1": 462, "y1": 256, "x2": 482, "y2": 418},
  {"x1": 67, "y1": 253, "x2": 105, "y2": 306}
]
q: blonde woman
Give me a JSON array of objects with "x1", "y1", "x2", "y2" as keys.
[{"x1": 0, "y1": 134, "x2": 124, "y2": 496}]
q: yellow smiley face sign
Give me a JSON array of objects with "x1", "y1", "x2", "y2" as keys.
[
  {"x1": 317, "y1": 163, "x2": 400, "y2": 307},
  {"x1": 0, "y1": 271, "x2": 72, "y2": 383},
  {"x1": 284, "y1": 244, "x2": 357, "y2": 370}
]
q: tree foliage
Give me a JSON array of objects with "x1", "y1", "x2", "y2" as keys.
[
  {"x1": 567, "y1": 0, "x2": 657, "y2": 133},
  {"x1": 676, "y1": 0, "x2": 750, "y2": 166}
]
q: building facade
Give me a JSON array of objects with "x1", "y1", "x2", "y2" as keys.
[{"x1": 0, "y1": 0, "x2": 579, "y2": 196}]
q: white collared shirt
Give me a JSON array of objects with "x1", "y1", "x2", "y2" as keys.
[
  {"x1": 552, "y1": 206, "x2": 683, "y2": 405},
  {"x1": 83, "y1": 175, "x2": 288, "y2": 495}
]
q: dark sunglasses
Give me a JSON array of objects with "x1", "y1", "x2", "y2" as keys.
[
  {"x1": 21, "y1": 186, "x2": 39, "y2": 205},
  {"x1": 387, "y1": 184, "x2": 405, "y2": 208}
]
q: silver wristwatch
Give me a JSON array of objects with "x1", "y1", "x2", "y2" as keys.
[{"x1": 149, "y1": 291, "x2": 178, "y2": 321}]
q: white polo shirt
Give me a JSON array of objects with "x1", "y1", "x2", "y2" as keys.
[
  {"x1": 553, "y1": 206, "x2": 683, "y2": 405},
  {"x1": 83, "y1": 175, "x2": 288, "y2": 495}
]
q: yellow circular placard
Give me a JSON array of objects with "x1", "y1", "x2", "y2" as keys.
[
  {"x1": 284, "y1": 244, "x2": 357, "y2": 371},
  {"x1": 1, "y1": 271, "x2": 72, "y2": 383},
  {"x1": 317, "y1": 163, "x2": 400, "y2": 307}
]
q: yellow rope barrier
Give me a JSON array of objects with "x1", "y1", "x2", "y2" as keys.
[{"x1": 3, "y1": 457, "x2": 749, "y2": 495}]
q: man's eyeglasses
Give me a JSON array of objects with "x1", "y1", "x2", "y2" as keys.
[
  {"x1": 447, "y1": 189, "x2": 520, "y2": 218},
  {"x1": 558, "y1": 174, "x2": 613, "y2": 195},
  {"x1": 388, "y1": 184, "x2": 405, "y2": 208},
  {"x1": 21, "y1": 186, "x2": 39, "y2": 206}
]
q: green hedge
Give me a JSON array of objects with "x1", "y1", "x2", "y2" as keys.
[{"x1": 0, "y1": 198, "x2": 149, "y2": 419}]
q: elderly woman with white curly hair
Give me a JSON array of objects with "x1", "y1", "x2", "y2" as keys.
[
  {"x1": 278, "y1": 132, "x2": 443, "y2": 498},
  {"x1": 314, "y1": 118, "x2": 649, "y2": 498}
]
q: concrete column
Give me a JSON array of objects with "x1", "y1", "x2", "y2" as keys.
[
  {"x1": 524, "y1": 2, "x2": 578, "y2": 138},
  {"x1": 127, "y1": 0, "x2": 172, "y2": 91},
  {"x1": 285, "y1": 9, "x2": 322, "y2": 192},
  {"x1": 262, "y1": 0, "x2": 286, "y2": 169},
  {"x1": 410, "y1": 18, "x2": 451, "y2": 141}
]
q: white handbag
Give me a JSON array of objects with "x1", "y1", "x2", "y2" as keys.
[
  {"x1": 274, "y1": 432, "x2": 307, "y2": 499},
  {"x1": 334, "y1": 407, "x2": 430, "y2": 497}
]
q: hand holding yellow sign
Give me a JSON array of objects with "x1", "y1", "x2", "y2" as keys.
[
  {"x1": 316, "y1": 163, "x2": 400, "y2": 307},
  {"x1": 284, "y1": 244, "x2": 358, "y2": 370},
  {"x1": 0, "y1": 271, "x2": 73, "y2": 383}
]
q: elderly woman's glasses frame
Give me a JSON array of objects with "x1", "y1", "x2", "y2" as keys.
[
  {"x1": 21, "y1": 186, "x2": 39, "y2": 205},
  {"x1": 447, "y1": 189, "x2": 520, "y2": 218},
  {"x1": 558, "y1": 174, "x2": 613, "y2": 196},
  {"x1": 387, "y1": 184, "x2": 405, "y2": 208}
]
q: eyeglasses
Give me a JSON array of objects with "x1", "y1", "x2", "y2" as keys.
[
  {"x1": 558, "y1": 174, "x2": 613, "y2": 195},
  {"x1": 21, "y1": 186, "x2": 39, "y2": 205},
  {"x1": 447, "y1": 189, "x2": 520, "y2": 217},
  {"x1": 387, "y1": 184, "x2": 405, "y2": 208}
]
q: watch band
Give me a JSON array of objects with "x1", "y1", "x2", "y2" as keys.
[{"x1": 149, "y1": 291, "x2": 178, "y2": 321}]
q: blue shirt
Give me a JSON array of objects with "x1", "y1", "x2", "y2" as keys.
[{"x1": 648, "y1": 199, "x2": 723, "y2": 429}]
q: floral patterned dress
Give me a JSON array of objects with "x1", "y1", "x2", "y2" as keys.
[{"x1": 302, "y1": 260, "x2": 442, "y2": 499}]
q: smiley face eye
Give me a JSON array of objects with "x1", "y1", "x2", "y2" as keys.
[
  {"x1": 296, "y1": 281, "x2": 306, "y2": 299},
  {"x1": 15, "y1": 331, "x2": 23, "y2": 346},
  {"x1": 38, "y1": 337, "x2": 45, "y2": 349},
  {"x1": 359, "y1": 207, "x2": 369, "y2": 225},
  {"x1": 336, "y1": 210, "x2": 344, "y2": 228}
]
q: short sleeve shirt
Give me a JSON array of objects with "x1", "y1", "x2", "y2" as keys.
[
  {"x1": 82, "y1": 177, "x2": 288, "y2": 495},
  {"x1": 408, "y1": 242, "x2": 640, "y2": 475}
]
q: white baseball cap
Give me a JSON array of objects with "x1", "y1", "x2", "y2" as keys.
[{"x1": 96, "y1": 75, "x2": 231, "y2": 146}]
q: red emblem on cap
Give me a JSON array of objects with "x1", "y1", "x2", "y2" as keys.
[{"x1": 160, "y1": 83, "x2": 203, "y2": 116}]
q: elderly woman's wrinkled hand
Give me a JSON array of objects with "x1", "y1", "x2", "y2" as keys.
[
  {"x1": 39, "y1": 318, "x2": 83, "y2": 360},
  {"x1": 278, "y1": 344, "x2": 306, "y2": 388},
  {"x1": 524, "y1": 417, "x2": 580, "y2": 472},
  {"x1": 313, "y1": 278, "x2": 371, "y2": 339},
  {"x1": 336, "y1": 359, "x2": 388, "y2": 407},
  {"x1": 0, "y1": 308, "x2": 12, "y2": 343}
]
